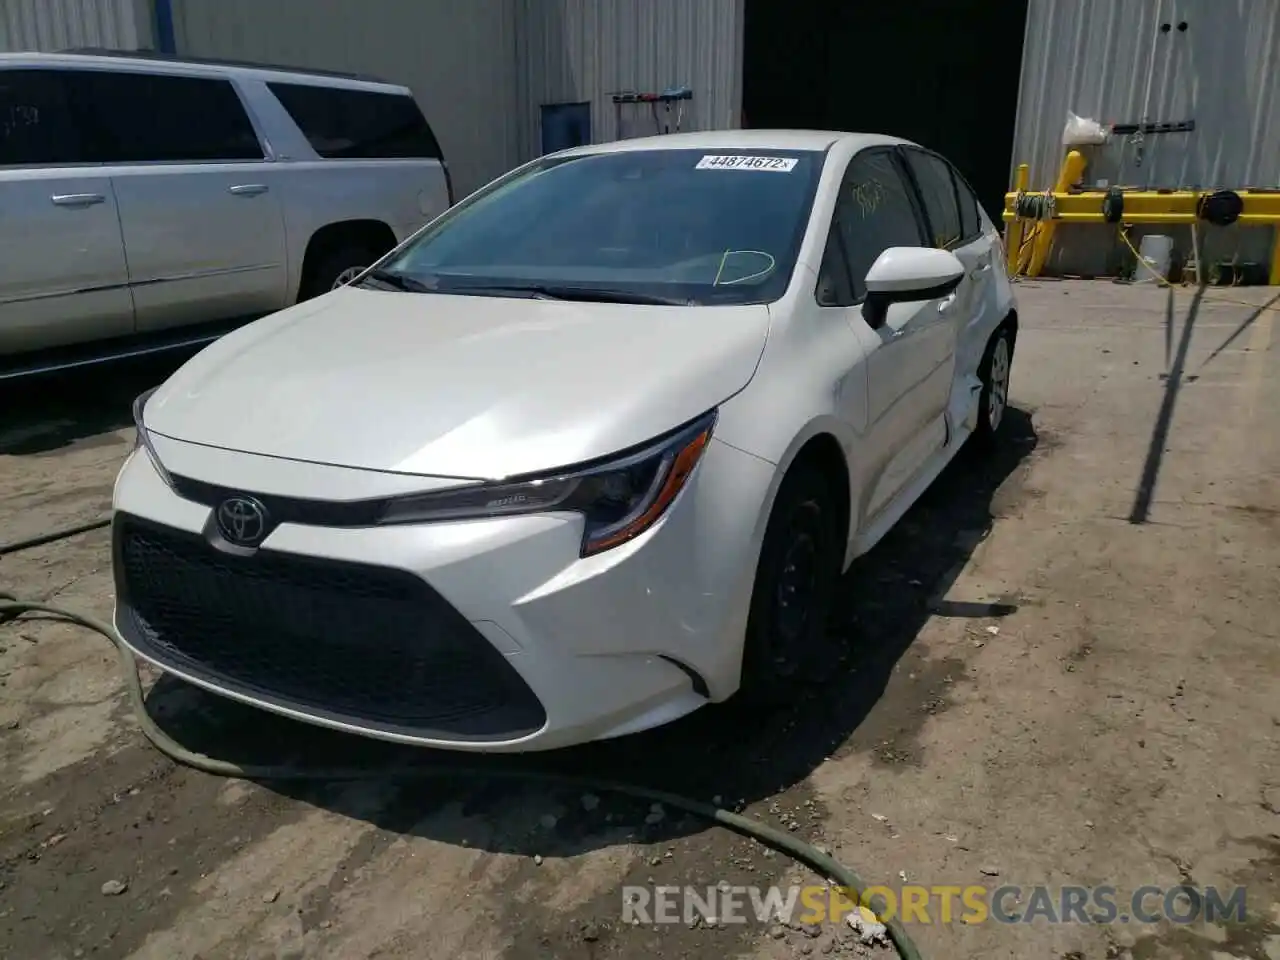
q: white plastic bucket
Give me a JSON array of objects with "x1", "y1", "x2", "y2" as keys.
[{"x1": 1137, "y1": 234, "x2": 1174, "y2": 281}]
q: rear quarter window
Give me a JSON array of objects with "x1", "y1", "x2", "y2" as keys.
[
  {"x1": 950, "y1": 163, "x2": 984, "y2": 242},
  {"x1": 267, "y1": 82, "x2": 443, "y2": 161}
]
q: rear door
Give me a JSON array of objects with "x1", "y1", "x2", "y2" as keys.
[
  {"x1": 900, "y1": 147, "x2": 993, "y2": 319},
  {"x1": 70, "y1": 68, "x2": 288, "y2": 333},
  {"x1": 900, "y1": 147, "x2": 997, "y2": 431},
  {"x1": 943, "y1": 158, "x2": 1003, "y2": 389},
  {"x1": 0, "y1": 68, "x2": 133, "y2": 356}
]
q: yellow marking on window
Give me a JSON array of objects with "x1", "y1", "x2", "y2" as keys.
[{"x1": 849, "y1": 179, "x2": 886, "y2": 219}]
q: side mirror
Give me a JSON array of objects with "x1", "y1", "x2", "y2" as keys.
[{"x1": 861, "y1": 247, "x2": 965, "y2": 330}]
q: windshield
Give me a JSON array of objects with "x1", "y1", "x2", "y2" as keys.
[{"x1": 378, "y1": 148, "x2": 824, "y2": 305}]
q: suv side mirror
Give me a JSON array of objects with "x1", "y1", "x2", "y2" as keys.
[{"x1": 861, "y1": 247, "x2": 965, "y2": 330}]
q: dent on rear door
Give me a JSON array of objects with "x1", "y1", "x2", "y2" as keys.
[{"x1": 951, "y1": 234, "x2": 991, "y2": 373}]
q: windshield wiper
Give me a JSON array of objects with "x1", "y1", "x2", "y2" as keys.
[
  {"x1": 444, "y1": 283, "x2": 692, "y2": 306},
  {"x1": 355, "y1": 268, "x2": 436, "y2": 293}
]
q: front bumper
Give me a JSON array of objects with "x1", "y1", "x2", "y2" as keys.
[{"x1": 111, "y1": 434, "x2": 776, "y2": 752}]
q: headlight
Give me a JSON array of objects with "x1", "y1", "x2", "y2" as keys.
[
  {"x1": 378, "y1": 410, "x2": 717, "y2": 556},
  {"x1": 132, "y1": 387, "x2": 173, "y2": 486}
]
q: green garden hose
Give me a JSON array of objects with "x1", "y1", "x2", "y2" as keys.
[{"x1": 0, "y1": 543, "x2": 924, "y2": 959}]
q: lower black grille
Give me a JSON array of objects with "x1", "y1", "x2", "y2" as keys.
[{"x1": 113, "y1": 515, "x2": 545, "y2": 740}]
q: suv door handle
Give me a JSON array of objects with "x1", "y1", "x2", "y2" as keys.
[
  {"x1": 228, "y1": 184, "x2": 269, "y2": 196},
  {"x1": 50, "y1": 193, "x2": 105, "y2": 207}
]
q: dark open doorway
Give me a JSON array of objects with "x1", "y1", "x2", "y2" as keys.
[{"x1": 743, "y1": 0, "x2": 1029, "y2": 221}]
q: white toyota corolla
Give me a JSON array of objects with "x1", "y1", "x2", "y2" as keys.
[{"x1": 116, "y1": 130, "x2": 1017, "y2": 752}]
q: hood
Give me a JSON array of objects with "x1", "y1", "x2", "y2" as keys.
[{"x1": 144, "y1": 286, "x2": 771, "y2": 479}]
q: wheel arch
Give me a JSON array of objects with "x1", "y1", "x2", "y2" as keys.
[
  {"x1": 296, "y1": 219, "x2": 399, "y2": 301},
  {"x1": 747, "y1": 420, "x2": 856, "y2": 575},
  {"x1": 731, "y1": 425, "x2": 853, "y2": 705},
  {"x1": 1003, "y1": 307, "x2": 1019, "y2": 351}
]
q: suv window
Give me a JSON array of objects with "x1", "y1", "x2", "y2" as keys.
[
  {"x1": 267, "y1": 83, "x2": 443, "y2": 160},
  {"x1": 902, "y1": 148, "x2": 962, "y2": 250},
  {"x1": 819, "y1": 149, "x2": 926, "y2": 304},
  {"x1": 70, "y1": 70, "x2": 263, "y2": 163},
  {"x1": 0, "y1": 69, "x2": 84, "y2": 165}
]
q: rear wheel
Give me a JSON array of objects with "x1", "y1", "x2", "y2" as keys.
[
  {"x1": 739, "y1": 463, "x2": 842, "y2": 706},
  {"x1": 300, "y1": 241, "x2": 381, "y2": 301},
  {"x1": 974, "y1": 325, "x2": 1013, "y2": 446}
]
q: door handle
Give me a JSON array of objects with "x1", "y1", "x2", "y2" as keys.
[
  {"x1": 970, "y1": 262, "x2": 992, "y2": 278},
  {"x1": 228, "y1": 184, "x2": 269, "y2": 196},
  {"x1": 50, "y1": 193, "x2": 105, "y2": 207}
]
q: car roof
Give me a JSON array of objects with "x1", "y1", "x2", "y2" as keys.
[
  {"x1": 554, "y1": 129, "x2": 914, "y2": 158},
  {"x1": 0, "y1": 50, "x2": 407, "y2": 94}
]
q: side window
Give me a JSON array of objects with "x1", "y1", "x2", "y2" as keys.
[
  {"x1": 267, "y1": 83, "x2": 444, "y2": 161},
  {"x1": 71, "y1": 70, "x2": 263, "y2": 163},
  {"x1": 950, "y1": 164, "x2": 983, "y2": 242},
  {"x1": 835, "y1": 150, "x2": 927, "y2": 302},
  {"x1": 815, "y1": 222, "x2": 853, "y2": 306},
  {"x1": 903, "y1": 149, "x2": 962, "y2": 250},
  {"x1": 0, "y1": 70, "x2": 84, "y2": 165}
]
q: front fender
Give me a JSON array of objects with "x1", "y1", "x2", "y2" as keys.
[{"x1": 715, "y1": 294, "x2": 870, "y2": 567}]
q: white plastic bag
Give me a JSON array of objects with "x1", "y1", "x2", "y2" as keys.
[{"x1": 1062, "y1": 111, "x2": 1109, "y2": 146}]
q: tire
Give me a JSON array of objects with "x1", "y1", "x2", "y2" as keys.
[
  {"x1": 738, "y1": 462, "x2": 843, "y2": 707},
  {"x1": 973, "y1": 324, "x2": 1014, "y2": 447},
  {"x1": 300, "y1": 242, "x2": 381, "y2": 301}
]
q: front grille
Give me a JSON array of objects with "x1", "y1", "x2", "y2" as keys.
[
  {"x1": 169, "y1": 474, "x2": 388, "y2": 528},
  {"x1": 113, "y1": 515, "x2": 545, "y2": 740}
]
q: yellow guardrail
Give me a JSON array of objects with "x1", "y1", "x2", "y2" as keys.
[{"x1": 1003, "y1": 150, "x2": 1280, "y2": 284}]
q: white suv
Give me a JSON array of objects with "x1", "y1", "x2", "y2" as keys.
[{"x1": 0, "y1": 50, "x2": 453, "y2": 377}]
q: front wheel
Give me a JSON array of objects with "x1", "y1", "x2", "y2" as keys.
[
  {"x1": 974, "y1": 325, "x2": 1014, "y2": 446},
  {"x1": 738, "y1": 463, "x2": 842, "y2": 707}
]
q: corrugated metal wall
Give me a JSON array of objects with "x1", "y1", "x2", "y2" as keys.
[
  {"x1": 1013, "y1": 0, "x2": 1280, "y2": 273},
  {"x1": 170, "y1": 0, "x2": 523, "y2": 198},
  {"x1": 93, "y1": 0, "x2": 745, "y2": 195},
  {"x1": 515, "y1": 0, "x2": 743, "y2": 158},
  {"x1": 0, "y1": 0, "x2": 152, "y2": 51}
]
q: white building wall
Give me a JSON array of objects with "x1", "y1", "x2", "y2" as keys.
[
  {"x1": 1014, "y1": 0, "x2": 1280, "y2": 192},
  {"x1": 516, "y1": 0, "x2": 744, "y2": 159},
  {"x1": 0, "y1": 0, "x2": 153, "y2": 51},
  {"x1": 170, "y1": 0, "x2": 523, "y2": 198},
  {"x1": 17, "y1": 0, "x2": 747, "y2": 195},
  {"x1": 1013, "y1": 0, "x2": 1280, "y2": 273}
]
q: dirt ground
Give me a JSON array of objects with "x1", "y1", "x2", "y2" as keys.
[{"x1": 1, "y1": 281, "x2": 1278, "y2": 960}]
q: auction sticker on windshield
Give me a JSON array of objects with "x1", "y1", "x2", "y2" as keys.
[{"x1": 696, "y1": 155, "x2": 798, "y2": 172}]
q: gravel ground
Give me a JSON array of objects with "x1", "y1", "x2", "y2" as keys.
[{"x1": 1, "y1": 281, "x2": 1278, "y2": 960}]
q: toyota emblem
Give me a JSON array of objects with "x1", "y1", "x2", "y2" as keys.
[{"x1": 215, "y1": 496, "x2": 269, "y2": 546}]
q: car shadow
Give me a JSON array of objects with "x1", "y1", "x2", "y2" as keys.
[
  {"x1": 144, "y1": 406, "x2": 1039, "y2": 858},
  {"x1": 0, "y1": 353, "x2": 196, "y2": 457}
]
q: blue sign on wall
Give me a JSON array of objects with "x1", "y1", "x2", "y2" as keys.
[{"x1": 541, "y1": 102, "x2": 591, "y2": 155}]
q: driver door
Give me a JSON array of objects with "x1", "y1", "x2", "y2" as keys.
[{"x1": 824, "y1": 148, "x2": 942, "y2": 521}]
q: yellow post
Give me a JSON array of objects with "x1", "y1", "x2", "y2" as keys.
[
  {"x1": 1026, "y1": 150, "x2": 1087, "y2": 278},
  {"x1": 1005, "y1": 163, "x2": 1029, "y2": 276},
  {"x1": 1270, "y1": 226, "x2": 1280, "y2": 286}
]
